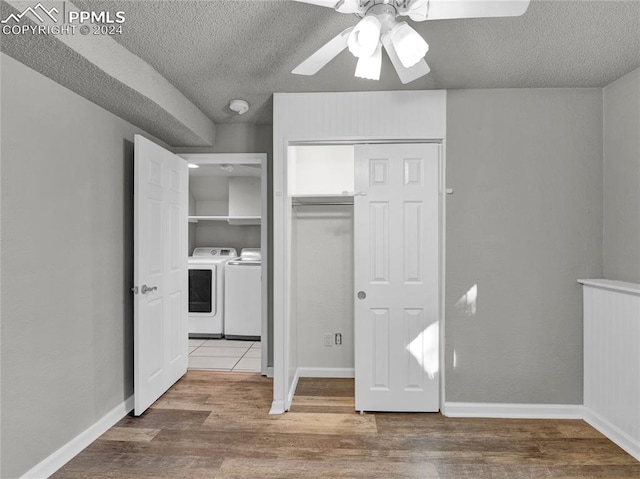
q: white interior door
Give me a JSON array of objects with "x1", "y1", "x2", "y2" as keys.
[
  {"x1": 134, "y1": 134, "x2": 188, "y2": 415},
  {"x1": 354, "y1": 143, "x2": 440, "y2": 412}
]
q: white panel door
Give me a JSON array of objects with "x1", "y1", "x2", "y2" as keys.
[
  {"x1": 134, "y1": 135, "x2": 188, "y2": 415},
  {"x1": 354, "y1": 143, "x2": 440, "y2": 412}
]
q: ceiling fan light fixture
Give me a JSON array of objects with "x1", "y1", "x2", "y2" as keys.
[
  {"x1": 347, "y1": 15, "x2": 382, "y2": 58},
  {"x1": 390, "y1": 21, "x2": 429, "y2": 68},
  {"x1": 354, "y1": 42, "x2": 382, "y2": 80}
]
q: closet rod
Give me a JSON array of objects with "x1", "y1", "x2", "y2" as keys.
[{"x1": 291, "y1": 202, "x2": 354, "y2": 207}]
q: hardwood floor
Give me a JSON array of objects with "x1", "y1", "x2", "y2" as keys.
[{"x1": 52, "y1": 372, "x2": 639, "y2": 478}]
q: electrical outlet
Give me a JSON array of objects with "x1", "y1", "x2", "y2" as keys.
[
  {"x1": 324, "y1": 333, "x2": 334, "y2": 347},
  {"x1": 335, "y1": 333, "x2": 342, "y2": 345}
]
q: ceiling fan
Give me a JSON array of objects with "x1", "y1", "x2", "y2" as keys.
[{"x1": 292, "y1": 0, "x2": 531, "y2": 84}]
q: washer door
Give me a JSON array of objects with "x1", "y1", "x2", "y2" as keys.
[{"x1": 188, "y1": 266, "x2": 217, "y2": 315}]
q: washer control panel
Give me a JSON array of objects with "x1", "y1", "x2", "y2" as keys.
[{"x1": 192, "y1": 247, "x2": 237, "y2": 257}]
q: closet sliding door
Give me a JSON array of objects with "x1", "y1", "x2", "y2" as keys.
[{"x1": 354, "y1": 143, "x2": 440, "y2": 412}]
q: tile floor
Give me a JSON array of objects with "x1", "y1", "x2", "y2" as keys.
[{"x1": 188, "y1": 338, "x2": 261, "y2": 372}]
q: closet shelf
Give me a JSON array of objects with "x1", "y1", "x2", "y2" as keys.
[
  {"x1": 189, "y1": 215, "x2": 261, "y2": 223},
  {"x1": 290, "y1": 194, "x2": 354, "y2": 206}
]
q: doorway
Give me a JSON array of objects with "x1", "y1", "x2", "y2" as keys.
[
  {"x1": 179, "y1": 153, "x2": 269, "y2": 376},
  {"x1": 134, "y1": 138, "x2": 271, "y2": 415},
  {"x1": 281, "y1": 142, "x2": 443, "y2": 412},
  {"x1": 270, "y1": 90, "x2": 447, "y2": 415}
]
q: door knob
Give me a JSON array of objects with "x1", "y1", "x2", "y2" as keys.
[
  {"x1": 357, "y1": 291, "x2": 366, "y2": 300},
  {"x1": 141, "y1": 284, "x2": 157, "y2": 294}
]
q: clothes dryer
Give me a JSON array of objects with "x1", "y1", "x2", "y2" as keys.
[{"x1": 224, "y1": 248, "x2": 261, "y2": 340}]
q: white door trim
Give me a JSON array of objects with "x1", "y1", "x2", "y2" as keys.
[
  {"x1": 438, "y1": 140, "x2": 447, "y2": 411},
  {"x1": 179, "y1": 153, "x2": 265, "y2": 165}
]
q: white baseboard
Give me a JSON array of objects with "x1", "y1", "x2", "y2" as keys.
[
  {"x1": 269, "y1": 400, "x2": 285, "y2": 415},
  {"x1": 298, "y1": 367, "x2": 355, "y2": 378},
  {"x1": 443, "y1": 402, "x2": 583, "y2": 419},
  {"x1": 21, "y1": 395, "x2": 134, "y2": 479},
  {"x1": 583, "y1": 407, "x2": 640, "y2": 462}
]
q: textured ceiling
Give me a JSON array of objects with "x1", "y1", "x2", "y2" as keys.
[
  {"x1": 2, "y1": 0, "x2": 639, "y2": 140},
  {"x1": 70, "y1": 0, "x2": 640, "y2": 125},
  {"x1": 1, "y1": 0, "x2": 217, "y2": 146}
]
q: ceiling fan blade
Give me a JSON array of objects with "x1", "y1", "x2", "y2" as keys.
[
  {"x1": 382, "y1": 34, "x2": 430, "y2": 84},
  {"x1": 292, "y1": 0, "x2": 340, "y2": 8},
  {"x1": 293, "y1": 0, "x2": 364, "y2": 14},
  {"x1": 406, "y1": 0, "x2": 530, "y2": 21},
  {"x1": 292, "y1": 28, "x2": 354, "y2": 76}
]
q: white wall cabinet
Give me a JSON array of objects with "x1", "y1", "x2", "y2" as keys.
[{"x1": 228, "y1": 177, "x2": 261, "y2": 225}]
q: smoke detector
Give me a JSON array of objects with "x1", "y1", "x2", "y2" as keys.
[{"x1": 229, "y1": 99, "x2": 249, "y2": 115}]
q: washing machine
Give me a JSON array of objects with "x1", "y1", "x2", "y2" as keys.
[
  {"x1": 224, "y1": 248, "x2": 262, "y2": 340},
  {"x1": 188, "y1": 247, "x2": 237, "y2": 338}
]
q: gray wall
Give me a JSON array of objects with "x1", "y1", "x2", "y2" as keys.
[
  {"x1": 294, "y1": 205, "x2": 354, "y2": 369},
  {"x1": 0, "y1": 54, "x2": 168, "y2": 478},
  {"x1": 445, "y1": 89, "x2": 604, "y2": 404},
  {"x1": 194, "y1": 222, "x2": 261, "y2": 252},
  {"x1": 174, "y1": 123, "x2": 272, "y2": 156},
  {"x1": 603, "y1": 67, "x2": 640, "y2": 283}
]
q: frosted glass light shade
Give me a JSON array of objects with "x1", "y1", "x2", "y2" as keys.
[
  {"x1": 390, "y1": 21, "x2": 429, "y2": 68},
  {"x1": 354, "y1": 43, "x2": 382, "y2": 80},
  {"x1": 348, "y1": 15, "x2": 382, "y2": 58}
]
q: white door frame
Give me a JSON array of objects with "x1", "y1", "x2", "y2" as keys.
[
  {"x1": 273, "y1": 137, "x2": 446, "y2": 413},
  {"x1": 179, "y1": 153, "x2": 269, "y2": 376}
]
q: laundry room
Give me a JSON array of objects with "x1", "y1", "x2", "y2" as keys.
[{"x1": 181, "y1": 152, "x2": 268, "y2": 374}]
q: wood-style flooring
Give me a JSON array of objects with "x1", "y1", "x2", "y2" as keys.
[{"x1": 52, "y1": 371, "x2": 639, "y2": 478}]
